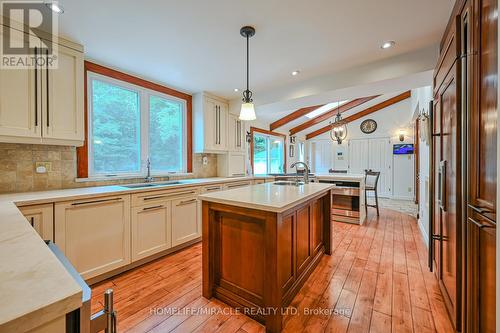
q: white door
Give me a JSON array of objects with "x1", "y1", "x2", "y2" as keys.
[
  {"x1": 0, "y1": 27, "x2": 41, "y2": 139},
  {"x1": 204, "y1": 97, "x2": 217, "y2": 150},
  {"x1": 311, "y1": 141, "x2": 332, "y2": 174},
  {"x1": 348, "y1": 139, "x2": 369, "y2": 174},
  {"x1": 368, "y1": 138, "x2": 392, "y2": 197},
  {"x1": 43, "y1": 43, "x2": 84, "y2": 142}
]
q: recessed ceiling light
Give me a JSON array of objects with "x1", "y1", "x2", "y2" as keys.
[
  {"x1": 292, "y1": 70, "x2": 300, "y2": 76},
  {"x1": 45, "y1": 2, "x2": 64, "y2": 14},
  {"x1": 234, "y1": 88, "x2": 239, "y2": 92},
  {"x1": 381, "y1": 41, "x2": 395, "y2": 49}
]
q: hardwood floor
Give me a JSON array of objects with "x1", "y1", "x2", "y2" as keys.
[{"x1": 90, "y1": 208, "x2": 454, "y2": 332}]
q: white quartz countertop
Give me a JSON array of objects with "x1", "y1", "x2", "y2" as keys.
[
  {"x1": 199, "y1": 182, "x2": 334, "y2": 213},
  {"x1": 0, "y1": 175, "x2": 271, "y2": 332}
]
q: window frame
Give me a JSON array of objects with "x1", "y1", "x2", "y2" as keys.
[
  {"x1": 77, "y1": 61, "x2": 193, "y2": 179},
  {"x1": 250, "y1": 126, "x2": 287, "y2": 175}
]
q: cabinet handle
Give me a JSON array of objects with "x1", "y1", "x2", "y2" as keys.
[
  {"x1": 142, "y1": 205, "x2": 164, "y2": 211},
  {"x1": 45, "y1": 49, "x2": 49, "y2": 127},
  {"x1": 438, "y1": 160, "x2": 446, "y2": 211},
  {"x1": 71, "y1": 198, "x2": 122, "y2": 206},
  {"x1": 34, "y1": 47, "x2": 38, "y2": 127},
  {"x1": 205, "y1": 186, "x2": 221, "y2": 191},
  {"x1": 177, "y1": 198, "x2": 197, "y2": 206},
  {"x1": 232, "y1": 173, "x2": 245, "y2": 177},
  {"x1": 227, "y1": 183, "x2": 249, "y2": 188},
  {"x1": 468, "y1": 204, "x2": 496, "y2": 224},
  {"x1": 29, "y1": 217, "x2": 34, "y2": 227},
  {"x1": 217, "y1": 106, "x2": 221, "y2": 145},
  {"x1": 468, "y1": 217, "x2": 495, "y2": 229}
]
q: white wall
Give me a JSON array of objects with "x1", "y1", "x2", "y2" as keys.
[{"x1": 411, "y1": 86, "x2": 433, "y2": 245}]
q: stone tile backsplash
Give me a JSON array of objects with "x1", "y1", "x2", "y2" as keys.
[{"x1": 0, "y1": 143, "x2": 218, "y2": 194}]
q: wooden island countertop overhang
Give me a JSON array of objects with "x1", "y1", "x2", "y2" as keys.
[{"x1": 199, "y1": 183, "x2": 334, "y2": 332}]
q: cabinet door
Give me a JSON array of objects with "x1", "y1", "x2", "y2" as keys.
[
  {"x1": 54, "y1": 195, "x2": 131, "y2": 280},
  {"x1": 19, "y1": 204, "x2": 54, "y2": 241},
  {"x1": 311, "y1": 198, "x2": 323, "y2": 255},
  {"x1": 0, "y1": 27, "x2": 41, "y2": 139},
  {"x1": 466, "y1": 212, "x2": 496, "y2": 333},
  {"x1": 469, "y1": 0, "x2": 497, "y2": 220},
  {"x1": 228, "y1": 114, "x2": 244, "y2": 152},
  {"x1": 228, "y1": 153, "x2": 246, "y2": 177},
  {"x1": 204, "y1": 98, "x2": 217, "y2": 150},
  {"x1": 171, "y1": 196, "x2": 199, "y2": 246},
  {"x1": 295, "y1": 204, "x2": 312, "y2": 276},
  {"x1": 131, "y1": 202, "x2": 171, "y2": 261},
  {"x1": 216, "y1": 102, "x2": 228, "y2": 150},
  {"x1": 42, "y1": 44, "x2": 84, "y2": 143}
]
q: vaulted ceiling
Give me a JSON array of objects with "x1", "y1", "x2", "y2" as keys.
[{"x1": 56, "y1": 0, "x2": 453, "y2": 100}]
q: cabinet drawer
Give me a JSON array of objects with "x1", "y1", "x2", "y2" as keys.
[
  {"x1": 224, "y1": 181, "x2": 252, "y2": 190},
  {"x1": 18, "y1": 203, "x2": 54, "y2": 241},
  {"x1": 201, "y1": 184, "x2": 224, "y2": 193},
  {"x1": 131, "y1": 187, "x2": 200, "y2": 207}
]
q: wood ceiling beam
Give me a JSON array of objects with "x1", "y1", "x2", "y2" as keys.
[
  {"x1": 289, "y1": 96, "x2": 379, "y2": 135},
  {"x1": 269, "y1": 104, "x2": 325, "y2": 131},
  {"x1": 305, "y1": 90, "x2": 412, "y2": 140}
]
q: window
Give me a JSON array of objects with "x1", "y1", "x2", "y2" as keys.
[
  {"x1": 87, "y1": 72, "x2": 187, "y2": 177},
  {"x1": 251, "y1": 128, "x2": 286, "y2": 174}
]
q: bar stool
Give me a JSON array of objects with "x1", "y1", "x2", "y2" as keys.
[{"x1": 364, "y1": 169, "x2": 381, "y2": 216}]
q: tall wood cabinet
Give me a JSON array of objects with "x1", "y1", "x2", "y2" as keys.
[
  {"x1": 0, "y1": 23, "x2": 84, "y2": 146},
  {"x1": 432, "y1": 0, "x2": 497, "y2": 331}
]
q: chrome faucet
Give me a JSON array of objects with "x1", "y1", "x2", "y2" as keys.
[
  {"x1": 145, "y1": 157, "x2": 154, "y2": 183},
  {"x1": 290, "y1": 161, "x2": 310, "y2": 184}
]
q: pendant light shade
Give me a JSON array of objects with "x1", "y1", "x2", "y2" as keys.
[
  {"x1": 240, "y1": 102, "x2": 256, "y2": 120},
  {"x1": 239, "y1": 26, "x2": 256, "y2": 121},
  {"x1": 330, "y1": 103, "x2": 348, "y2": 144}
]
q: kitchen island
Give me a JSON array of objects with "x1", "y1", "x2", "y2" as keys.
[{"x1": 199, "y1": 182, "x2": 333, "y2": 332}]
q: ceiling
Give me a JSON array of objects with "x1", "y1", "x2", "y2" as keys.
[{"x1": 53, "y1": 0, "x2": 453, "y2": 99}]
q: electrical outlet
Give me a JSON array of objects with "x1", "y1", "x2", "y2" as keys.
[{"x1": 35, "y1": 162, "x2": 52, "y2": 173}]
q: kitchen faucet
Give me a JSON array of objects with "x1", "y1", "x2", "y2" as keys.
[
  {"x1": 145, "y1": 157, "x2": 154, "y2": 183},
  {"x1": 290, "y1": 162, "x2": 310, "y2": 184}
]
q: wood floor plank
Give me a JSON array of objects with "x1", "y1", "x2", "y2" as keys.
[
  {"x1": 89, "y1": 209, "x2": 454, "y2": 333},
  {"x1": 369, "y1": 311, "x2": 391, "y2": 333}
]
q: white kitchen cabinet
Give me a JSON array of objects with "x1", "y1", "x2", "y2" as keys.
[
  {"x1": 171, "y1": 196, "x2": 199, "y2": 247},
  {"x1": 131, "y1": 201, "x2": 171, "y2": 261},
  {"x1": 193, "y1": 93, "x2": 228, "y2": 153},
  {"x1": 227, "y1": 113, "x2": 245, "y2": 152},
  {"x1": 54, "y1": 195, "x2": 131, "y2": 280},
  {"x1": 0, "y1": 24, "x2": 84, "y2": 146},
  {"x1": 42, "y1": 44, "x2": 84, "y2": 143},
  {"x1": 18, "y1": 204, "x2": 54, "y2": 241},
  {"x1": 217, "y1": 152, "x2": 246, "y2": 177}
]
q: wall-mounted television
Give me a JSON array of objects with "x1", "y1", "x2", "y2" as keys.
[{"x1": 393, "y1": 144, "x2": 414, "y2": 155}]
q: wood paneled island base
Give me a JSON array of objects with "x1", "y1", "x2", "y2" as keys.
[{"x1": 201, "y1": 185, "x2": 332, "y2": 333}]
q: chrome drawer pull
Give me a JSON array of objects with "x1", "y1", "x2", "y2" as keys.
[
  {"x1": 142, "y1": 205, "x2": 164, "y2": 211},
  {"x1": 143, "y1": 190, "x2": 196, "y2": 201},
  {"x1": 72, "y1": 198, "x2": 122, "y2": 206},
  {"x1": 177, "y1": 199, "x2": 197, "y2": 206}
]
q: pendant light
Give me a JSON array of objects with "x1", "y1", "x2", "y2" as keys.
[
  {"x1": 239, "y1": 26, "x2": 256, "y2": 121},
  {"x1": 330, "y1": 101, "x2": 348, "y2": 144}
]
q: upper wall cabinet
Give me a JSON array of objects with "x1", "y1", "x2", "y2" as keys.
[
  {"x1": 193, "y1": 93, "x2": 229, "y2": 153},
  {"x1": 0, "y1": 24, "x2": 84, "y2": 146},
  {"x1": 227, "y1": 113, "x2": 245, "y2": 152}
]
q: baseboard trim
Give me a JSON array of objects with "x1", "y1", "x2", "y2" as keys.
[{"x1": 418, "y1": 219, "x2": 429, "y2": 248}]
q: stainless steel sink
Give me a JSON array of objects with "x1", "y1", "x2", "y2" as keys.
[
  {"x1": 273, "y1": 181, "x2": 304, "y2": 186},
  {"x1": 122, "y1": 181, "x2": 182, "y2": 189}
]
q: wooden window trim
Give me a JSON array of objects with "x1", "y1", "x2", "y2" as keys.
[
  {"x1": 77, "y1": 61, "x2": 193, "y2": 178},
  {"x1": 249, "y1": 126, "x2": 287, "y2": 174}
]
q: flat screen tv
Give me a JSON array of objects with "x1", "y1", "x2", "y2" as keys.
[{"x1": 393, "y1": 144, "x2": 414, "y2": 155}]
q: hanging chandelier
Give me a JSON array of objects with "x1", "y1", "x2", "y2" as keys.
[
  {"x1": 239, "y1": 26, "x2": 256, "y2": 121},
  {"x1": 330, "y1": 103, "x2": 348, "y2": 144}
]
